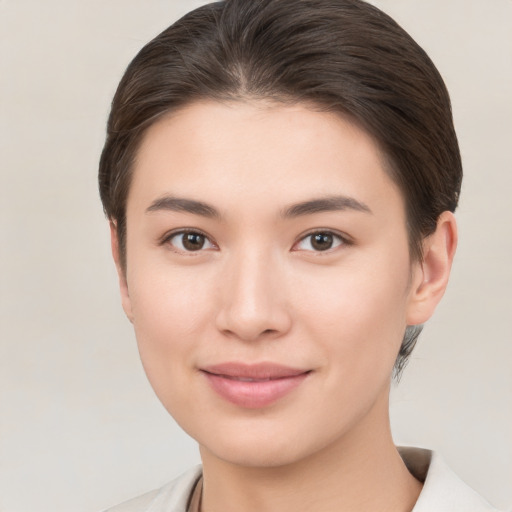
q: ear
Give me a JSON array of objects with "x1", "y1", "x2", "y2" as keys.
[
  {"x1": 406, "y1": 211, "x2": 458, "y2": 326},
  {"x1": 110, "y1": 222, "x2": 134, "y2": 323}
]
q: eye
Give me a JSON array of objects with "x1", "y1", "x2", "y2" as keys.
[
  {"x1": 294, "y1": 231, "x2": 346, "y2": 252},
  {"x1": 165, "y1": 230, "x2": 216, "y2": 252}
]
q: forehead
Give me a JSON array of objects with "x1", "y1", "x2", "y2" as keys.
[{"x1": 128, "y1": 100, "x2": 404, "y2": 219}]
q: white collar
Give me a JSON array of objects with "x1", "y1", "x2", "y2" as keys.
[{"x1": 399, "y1": 446, "x2": 499, "y2": 511}]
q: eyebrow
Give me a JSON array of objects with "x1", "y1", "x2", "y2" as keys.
[
  {"x1": 145, "y1": 194, "x2": 372, "y2": 219},
  {"x1": 146, "y1": 196, "x2": 220, "y2": 218},
  {"x1": 281, "y1": 195, "x2": 372, "y2": 218}
]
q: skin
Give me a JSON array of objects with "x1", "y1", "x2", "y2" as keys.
[{"x1": 111, "y1": 100, "x2": 457, "y2": 512}]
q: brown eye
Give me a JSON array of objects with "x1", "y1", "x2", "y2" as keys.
[
  {"x1": 295, "y1": 231, "x2": 345, "y2": 252},
  {"x1": 167, "y1": 231, "x2": 214, "y2": 252},
  {"x1": 183, "y1": 232, "x2": 205, "y2": 251},
  {"x1": 311, "y1": 233, "x2": 334, "y2": 251}
]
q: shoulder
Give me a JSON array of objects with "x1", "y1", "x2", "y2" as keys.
[
  {"x1": 102, "y1": 489, "x2": 161, "y2": 512},
  {"x1": 102, "y1": 466, "x2": 202, "y2": 512},
  {"x1": 399, "y1": 446, "x2": 504, "y2": 512}
]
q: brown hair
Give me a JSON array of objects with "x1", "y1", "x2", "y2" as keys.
[{"x1": 99, "y1": 0, "x2": 462, "y2": 374}]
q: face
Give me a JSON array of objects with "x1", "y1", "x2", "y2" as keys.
[{"x1": 117, "y1": 100, "x2": 427, "y2": 468}]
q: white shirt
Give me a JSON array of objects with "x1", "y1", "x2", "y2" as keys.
[{"x1": 103, "y1": 447, "x2": 502, "y2": 511}]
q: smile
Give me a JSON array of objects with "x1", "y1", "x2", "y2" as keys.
[{"x1": 200, "y1": 362, "x2": 311, "y2": 409}]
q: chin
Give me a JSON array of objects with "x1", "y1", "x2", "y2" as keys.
[
  {"x1": 202, "y1": 436, "x2": 313, "y2": 469},
  {"x1": 192, "y1": 413, "x2": 353, "y2": 470}
]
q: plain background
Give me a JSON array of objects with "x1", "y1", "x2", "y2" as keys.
[{"x1": 0, "y1": 1, "x2": 511, "y2": 511}]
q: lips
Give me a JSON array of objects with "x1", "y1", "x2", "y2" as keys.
[{"x1": 200, "y1": 362, "x2": 311, "y2": 409}]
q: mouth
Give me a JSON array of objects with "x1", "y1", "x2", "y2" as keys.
[{"x1": 200, "y1": 362, "x2": 311, "y2": 409}]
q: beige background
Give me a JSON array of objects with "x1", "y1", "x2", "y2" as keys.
[{"x1": 0, "y1": 1, "x2": 511, "y2": 511}]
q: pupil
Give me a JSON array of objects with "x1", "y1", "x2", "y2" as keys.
[
  {"x1": 312, "y1": 233, "x2": 333, "y2": 251},
  {"x1": 183, "y1": 233, "x2": 205, "y2": 251}
]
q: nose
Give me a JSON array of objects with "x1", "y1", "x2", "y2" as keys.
[{"x1": 215, "y1": 247, "x2": 292, "y2": 342}]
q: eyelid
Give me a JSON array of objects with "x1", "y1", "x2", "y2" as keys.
[
  {"x1": 160, "y1": 228, "x2": 218, "y2": 253},
  {"x1": 292, "y1": 229, "x2": 353, "y2": 252}
]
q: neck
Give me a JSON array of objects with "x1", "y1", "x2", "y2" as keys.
[{"x1": 199, "y1": 387, "x2": 422, "y2": 512}]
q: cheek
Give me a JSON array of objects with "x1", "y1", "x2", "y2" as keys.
[
  {"x1": 286, "y1": 264, "x2": 409, "y2": 438},
  {"x1": 293, "y1": 256, "x2": 410, "y2": 376},
  {"x1": 127, "y1": 263, "x2": 217, "y2": 402},
  {"x1": 130, "y1": 260, "x2": 217, "y2": 334}
]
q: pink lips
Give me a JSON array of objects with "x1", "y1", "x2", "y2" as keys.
[{"x1": 200, "y1": 362, "x2": 310, "y2": 409}]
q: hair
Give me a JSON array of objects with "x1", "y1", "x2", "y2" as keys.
[{"x1": 98, "y1": 0, "x2": 462, "y2": 376}]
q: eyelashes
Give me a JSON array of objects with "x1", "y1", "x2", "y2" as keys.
[
  {"x1": 161, "y1": 229, "x2": 351, "y2": 255},
  {"x1": 163, "y1": 230, "x2": 216, "y2": 252},
  {"x1": 293, "y1": 231, "x2": 347, "y2": 252}
]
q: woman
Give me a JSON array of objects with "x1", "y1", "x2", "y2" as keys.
[{"x1": 98, "y1": 0, "x2": 502, "y2": 510}]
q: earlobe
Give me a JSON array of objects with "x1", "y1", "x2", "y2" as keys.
[
  {"x1": 110, "y1": 222, "x2": 134, "y2": 323},
  {"x1": 406, "y1": 211, "x2": 458, "y2": 326}
]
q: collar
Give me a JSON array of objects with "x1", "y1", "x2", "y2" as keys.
[{"x1": 398, "y1": 446, "x2": 499, "y2": 511}]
